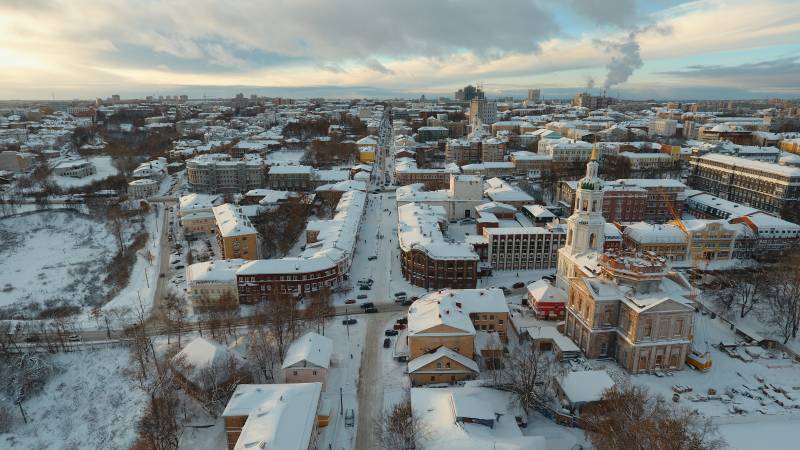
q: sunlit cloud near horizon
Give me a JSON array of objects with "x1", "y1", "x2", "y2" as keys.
[{"x1": 0, "y1": 0, "x2": 799, "y2": 99}]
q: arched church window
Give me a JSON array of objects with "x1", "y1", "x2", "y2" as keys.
[{"x1": 589, "y1": 233, "x2": 596, "y2": 248}]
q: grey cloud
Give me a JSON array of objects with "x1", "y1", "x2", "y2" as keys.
[
  {"x1": 656, "y1": 56, "x2": 800, "y2": 89},
  {"x1": 565, "y1": 0, "x2": 640, "y2": 28},
  {"x1": 365, "y1": 59, "x2": 394, "y2": 75},
  {"x1": 317, "y1": 63, "x2": 347, "y2": 74}
]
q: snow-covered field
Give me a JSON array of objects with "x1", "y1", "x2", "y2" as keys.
[
  {"x1": 50, "y1": 155, "x2": 120, "y2": 189},
  {"x1": 0, "y1": 210, "x2": 116, "y2": 314},
  {"x1": 584, "y1": 308, "x2": 800, "y2": 449},
  {"x1": 0, "y1": 347, "x2": 148, "y2": 450}
]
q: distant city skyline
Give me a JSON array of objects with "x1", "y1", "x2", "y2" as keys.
[{"x1": 1, "y1": 0, "x2": 799, "y2": 100}]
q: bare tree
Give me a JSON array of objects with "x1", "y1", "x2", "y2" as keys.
[
  {"x1": 581, "y1": 384, "x2": 725, "y2": 450},
  {"x1": 264, "y1": 294, "x2": 301, "y2": 360},
  {"x1": 373, "y1": 395, "x2": 427, "y2": 450},
  {"x1": 766, "y1": 258, "x2": 800, "y2": 343},
  {"x1": 304, "y1": 287, "x2": 334, "y2": 335},
  {"x1": 163, "y1": 291, "x2": 188, "y2": 347},
  {"x1": 246, "y1": 327, "x2": 281, "y2": 383},
  {"x1": 498, "y1": 342, "x2": 554, "y2": 411}
]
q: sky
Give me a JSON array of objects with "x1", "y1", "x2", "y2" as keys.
[{"x1": 0, "y1": 0, "x2": 799, "y2": 100}]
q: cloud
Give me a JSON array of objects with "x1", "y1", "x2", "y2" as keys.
[
  {"x1": 656, "y1": 56, "x2": 800, "y2": 89},
  {"x1": 365, "y1": 59, "x2": 394, "y2": 75},
  {"x1": 316, "y1": 63, "x2": 347, "y2": 74},
  {"x1": 565, "y1": 0, "x2": 640, "y2": 28}
]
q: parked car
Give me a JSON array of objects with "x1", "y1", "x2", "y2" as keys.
[
  {"x1": 357, "y1": 294, "x2": 368, "y2": 300},
  {"x1": 512, "y1": 282, "x2": 525, "y2": 289},
  {"x1": 383, "y1": 338, "x2": 391, "y2": 348},
  {"x1": 344, "y1": 408, "x2": 355, "y2": 427},
  {"x1": 394, "y1": 291, "x2": 407, "y2": 298},
  {"x1": 393, "y1": 323, "x2": 406, "y2": 330},
  {"x1": 359, "y1": 285, "x2": 371, "y2": 291},
  {"x1": 342, "y1": 318, "x2": 358, "y2": 325},
  {"x1": 396, "y1": 317, "x2": 408, "y2": 325},
  {"x1": 344, "y1": 299, "x2": 356, "y2": 304},
  {"x1": 67, "y1": 334, "x2": 81, "y2": 342},
  {"x1": 368, "y1": 255, "x2": 378, "y2": 261},
  {"x1": 365, "y1": 307, "x2": 378, "y2": 313},
  {"x1": 360, "y1": 302, "x2": 375, "y2": 309},
  {"x1": 385, "y1": 329, "x2": 399, "y2": 336}
]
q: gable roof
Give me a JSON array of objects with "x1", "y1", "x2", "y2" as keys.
[
  {"x1": 281, "y1": 332, "x2": 333, "y2": 370},
  {"x1": 407, "y1": 346, "x2": 480, "y2": 374}
]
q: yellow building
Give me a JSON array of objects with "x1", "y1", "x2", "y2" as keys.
[
  {"x1": 212, "y1": 204, "x2": 261, "y2": 260},
  {"x1": 622, "y1": 222, "x2": 688, "y2": 262},
  {"x1": 406, "y1": 289, "x2": 509, "y2": 385},
  {"x1": 356, "y1": 135, "x2": 378, "y2": 163},
  {"x1": 678, "y1": 219, "x2": 738, "y2": 262}
]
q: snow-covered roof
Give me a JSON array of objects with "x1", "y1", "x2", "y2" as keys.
[
  {"x1": 521, "y1": 204, "x2": 554, "y2": 219},
  {"x1": 526, "y1": 280, "x2": 566, "y2": 304},
  {"x1": 559, "y1": 370, "x2": 615, "y2": 404},
  {"x1": 398, "y1": 203, "x2": 479, "y2": 260},
  {"x1": 698, "y1": 153, "x2": 800, "y2": 178},
  {"x1": 224, "y1": 383, "x2": 322, "y2": 450},
  {"x1": 187, "y1": 259, "x2": 247, "y2": 285},
  {"x1": 356, "y1": 136, "x2": 378, "y2": 145},
  {"x1": 281, "y1": 332, "x2": 333, "y2": 370},
  {"x1": 237, "y1": 190, "x2": 365, "y2": 276},
  {"x1": 179, "y1": 193, "x2": 222, "y2": 212},
  {"x1": 213, "y1": 204, "x2": 257, "y2": 237},
  {"x1": 172, "y1": 337, "x2": 247, "y2": 387},
  {"x1": 408, "y1": 289, "x2": 507, "y2": 337},
  {"x1": 410, "y1": 387, "x2": 548, "y2": 450},
  {"x1": 623, "y1": 222, "x2": 687, "y2": 244},
  {"x1": 484, "y1": 178, "x2": 535, "y2": 203},
  {"x1": 407, "y1": 346, "x2": 479, "y2": 374}
]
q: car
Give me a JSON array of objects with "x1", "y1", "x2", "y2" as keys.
[
  {"x1": 358, "y1": 278, "x2": 374, "y2": 285},
  {"x1": 359, "y1": 285, "x2": 371, "y2": 291},
  {"x1": 360, "y1": 302, "x2": 375, "y2": 309},
  {"x1": 385, "y1": 329, "x2": 399, "y2": 336},
  {"x1": 174, "y1": 265, "x2": 184, "y2": 270},
  {"x1": 394, "y1": 291, "x2": 407, "y2": 298},
  {"x1": 383, "y1": 338, "x2": 391, "y2": 348},
  {"x1": 159, "y1": 273, "x2": 166, "y2": 278},
  {"x1": 357, "y1": 294, "x2": 368, "y2": 300},
  {"x1": 512, "y1": 282, "x2": 525, "y2": 289},
  {"x1": 342, "y1": 318, "x2": 358, "y2": 325},
  {"x1": 401, "y1": 299, "x2": 413, "y2": 306},
  {"x1": 344, "y1": 299, "x2": 356, "y2": 304},
  {"x1": 396, "y1": 317, "x2": 408, "y2": 325},
  {"x1": 344, "y1": 408, "x2": 355, "y2": 427},
  {"x1": 365, "y1": 307, "x2": 378, "y2": 313},
  {"x1": 393, "y1": 323, "x2": 406, "y2": 330},
  {"x1": 67, "y1": 334, "x2": 81, "y2": 342},
  {"x1": 368, "y1": 255, "x2": 378, "y2": 261}
]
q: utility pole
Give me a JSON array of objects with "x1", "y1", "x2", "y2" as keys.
[{"x1": 340, "y1": 387, "x2": 344, "y2": 415}]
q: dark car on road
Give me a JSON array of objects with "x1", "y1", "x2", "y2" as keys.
[
  {"x1": 360, "y1": 302, "x2": 375, "y2": 309},
  {"x1": 359, "y1": 285, "x2": 371, "y2": 290},
  {"x1": 342, "y1": 318, "x2": 357, "y2": 325},
  {"x1": 368, "y1": 255, "x2": 378, "y2": 261},
  {"x1": 383, "y1": 338, "x2": 391, "y2": 348},
  {"x1": 365, "y1": 307, "x2": 378, "y2": 313},
  {"x1": 357, "y1": 294, "x2": 368, "y2": 300},
  {"x1": 385, "y1": 329, "x2": 399, "y2": 336},
  {"x1": 512, "y1": 282, "x2": 525, "y2": 289}
]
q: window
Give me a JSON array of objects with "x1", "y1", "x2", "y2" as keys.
[
  {"x1": 599, "y1": 342, "x2": 608, "y2": 356},
  {"x1": 293, "y1": 370, "x2": 298, "y2": 376},
  {"x1": 643, "y1": 319, "x2": 652, "y2": 338},
  {"x1": 674, "y1": 319, "x2": 684, "y2": 336}
]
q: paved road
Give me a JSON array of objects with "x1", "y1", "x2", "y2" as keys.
[{"x1": 354, "y1": 312, "x2": 392, "y2": 450}]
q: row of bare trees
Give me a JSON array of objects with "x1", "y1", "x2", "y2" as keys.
[{"x1": 711, "y1": 253, "x2": 800, "y2": 343}]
